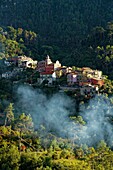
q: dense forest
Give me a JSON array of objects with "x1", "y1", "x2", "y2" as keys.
[
  {"x1": 1, "y1": 0, "x2": 113, "y2": 43},
  {"x1": 0, "y1": 0, "x2": 113, "y2": 78},
  {"x1": 1, "y1": 0, "x2": 113, "y2": 169}
]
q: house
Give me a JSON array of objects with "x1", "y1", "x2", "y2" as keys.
[
  {"x1": 18, "y1": 56, "x2": 37, "y2": 68},
  {"x1": 46, "y1": 55, "x2": 52, "y2": 65},
  {"x1": 93, "y1": 70, "x2": 102, "y2": 78},
  {"x1": 66, "y1": 67, "x2": 72, "y2": 74},
  {"x1": 5, "y1": 56, "x2": 19, "y2": 66},
  {"x1": 77, "y1": 73, "x2": 90, "y2": 86},
  {"x1": 82, "y1": 67, "x2": 92, "y2": 74},
  {"x1": 38, "y1": 71, "x2": 56, "y2": 85},
  {"x1": 2, "y1": 71, "x2": 13, "y2": 78},
  {"x1": 37, "y1": 55, "x2": 61, "y2": 84},
  {"x1": 60, "y1": 66, "x2": 67, "y2": 75},
  {"x1": 80, "y1": 85, "x2": 97, "y2": 97},
  {"x1": 37, "y1": 55, "x2": 61, "y2": 73},
  {"x1": 1, "y1": 67, "x2": 23, "y2": 79},
  {"x1": 5, "y1": 56, "x2": 37, "y2": 69},
  {"x1": 67, "y1": 72, "x2": 78, "y2": 85},
  {"x1": 54, "y1": 60, "x2": 61, "y2": 70},
  {"x1": 37, "y1": 55, "x2": 53, "y2": 72},
  {"x1": 82, "y1": 67, "x2": 102, "y2": 79},
  {"x1": 45, "y1": 63, "x2": 54, "y2": 72},
  {"x1": 80, "y1": 67, "x2": 104, "y2": 87},
  {"x1": 55, "y1": 68, "x2": 63, "y2": 78},
  {"x1": 90, "y1": 78, "x2": 104, "y2": 87},
  {"x1": 38, "y1": 60, "x2": 46, "y2": 72}
]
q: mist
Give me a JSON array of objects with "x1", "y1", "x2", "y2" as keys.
[{"x1": 16, "y1": 85, "x2": 113, "y2": 146}]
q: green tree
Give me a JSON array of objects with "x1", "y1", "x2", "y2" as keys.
[
  {"x1": 14, "y1": 113, "x2": 34, "y2": 133},
  {"x1": 20, "y1": 152, "x2": 43, "y2": 170},
  {"x1": 5, "y1": 39, "x2": 23, "y2": 57},
  {"x1": 4, "y1": 103, "x2": 14, "y2": 126},
  {"x1": 6, "y1": 26, "x2": 17, "y2": 40},
  {"x1": 97, "y1": 140, "x2": 109, "y2": 152},
  {"x1": 0, "y1": 141, "x2": 20, "y2": 170}
]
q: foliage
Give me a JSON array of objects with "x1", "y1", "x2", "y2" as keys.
[
  {"x1": 20, "y1": 152, "x2": 44, "y2": 170},
  {"x1": 0, "y1": 26, "x2": 38, "y2": 59},
  {"x1": 13, "y1": 113, "x2": 34, "y2": 134},
  {"x1": 0, "y1": 141, "x2": 20, "y2": 170},
  {"x1": 0, "y1": 121, "x2": 113, "y2": 169},
  {"x1": 4, "y1": 103, "x2": 14, "y2": 126}
]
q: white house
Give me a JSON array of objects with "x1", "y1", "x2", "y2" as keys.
[{"x1": 38, "y1": 71, "x2": 56, "y2": 85}]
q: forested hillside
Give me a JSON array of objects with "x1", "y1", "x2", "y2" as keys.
[
  {"x1": 1, "y1": 1, "x2": 113, "y2": 169},
  {"x1": 0, "y1": 0, "x2": 113, "y2": 49},
  {"x1": 1, "y1": 0, "x2": 113, "y2": 43}
]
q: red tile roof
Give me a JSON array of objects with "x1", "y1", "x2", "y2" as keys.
[{"x1": 40, "y1": 71, "x2": 53, "y2": 75}]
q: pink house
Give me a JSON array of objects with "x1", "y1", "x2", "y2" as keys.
[
  {"x1": 67, "y1": 72, "x2": 78, "y2": 85},
  {"x1": 37, "y1": 55, "x2": 61, "y2": 73}
]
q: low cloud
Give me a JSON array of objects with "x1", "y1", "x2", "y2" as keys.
[{"x1": 16, "y1": 85, "x2": 113, "y2": 146}]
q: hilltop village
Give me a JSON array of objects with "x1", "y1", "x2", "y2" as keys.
[{"x1": 0, "y1": 55, "x2": 104, "y2": 98}]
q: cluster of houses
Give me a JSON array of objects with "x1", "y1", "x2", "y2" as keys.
[
  {"x1": 37, "y1": 56, "x2": 104, "y2": 86},
  {"x1": 36, "y1": 56, "x2": 104, "y2": 97},
  {"x1": 1, "y1": 55, "x2": 37, "y2": 78},
  {"x1": 0, "y1": 55, "x2": 104, "y2": 97},
  {"x1": 5, "y1": 55, "x2": 37, "y2": 68}
]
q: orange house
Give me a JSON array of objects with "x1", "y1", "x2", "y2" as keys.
[{"x1": 91, "y1": 78, "x2": 104, "y2": 87}]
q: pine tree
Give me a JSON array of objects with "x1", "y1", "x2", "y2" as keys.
[{"x1": 4, "y1": 103, "x2": 14, "y2": 126}]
